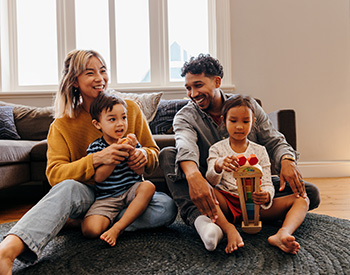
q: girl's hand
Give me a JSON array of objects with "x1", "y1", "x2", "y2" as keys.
[
  {"x1": 252, "y1": 190, "x2": 270, "y2": 205},
  {"x1": 215, "y1": 155, "x2": 239, "y2": 173}
]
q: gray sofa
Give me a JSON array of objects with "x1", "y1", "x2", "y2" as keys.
[{"x1": 0, "y1": 98, "x2": 296, "y2": 197}]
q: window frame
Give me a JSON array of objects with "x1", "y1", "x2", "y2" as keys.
[{"x1": 0, "y1": 0, "x2": 233, "y2": 94}]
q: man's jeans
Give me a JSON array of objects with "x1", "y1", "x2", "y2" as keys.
[
  {"x1": 7, "y1": 180, "x2": 177, "y2": 264},
  {"x1": 159, "y1": 147, "x2": 321, "y2": 227}
]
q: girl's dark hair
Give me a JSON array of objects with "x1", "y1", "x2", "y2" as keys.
[
  {"x1": 181, "y1": 54, "x2": 224, "y2": 78},
  {"x1": 90, "y1": 92, "x2": 126, "y2": 121},
  {"x1": 222, "y1": 95, "x2": 255, "y2": 121}
]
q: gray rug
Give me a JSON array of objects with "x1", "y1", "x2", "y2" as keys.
[{"x1": 1, "y1": 213, "x2": 349, "y2": 274}]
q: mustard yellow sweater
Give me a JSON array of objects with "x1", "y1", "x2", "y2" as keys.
[{"x1": 46, "y1": 100, "x2": 159, "y2": 186}]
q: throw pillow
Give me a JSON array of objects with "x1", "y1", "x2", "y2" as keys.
[
  {"x1": 149, "y1": 99, "x2": 189, "y2": 134},
  {"x1": 0, "y1": 106, "x2": 21, "y2": 140},
  {"x1": 0, "y1": 101, "x2": 54, "y2": 141},
  {"x1": 109, "y1": 91, "x2": 163, "y2": 122}
]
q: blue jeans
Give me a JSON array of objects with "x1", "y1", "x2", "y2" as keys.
[
  {"x1": 159, "y1": 147, "x2": 321, "y2": 227},
  {"x1": 7, "y1": 180, "x2": 177, "y2": 264}
]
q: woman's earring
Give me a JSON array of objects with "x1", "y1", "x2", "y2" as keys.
[{"x1": 74, "y1": 87, "x2": 79, "y2": 94}]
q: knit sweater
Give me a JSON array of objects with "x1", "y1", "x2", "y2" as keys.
[{"x1": 46, "y1": 100, "x2": 159, "y2": 186}]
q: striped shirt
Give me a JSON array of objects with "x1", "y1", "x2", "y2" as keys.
[{"x1": 87, "y1": 137, "x2": 142, "y2": 200}]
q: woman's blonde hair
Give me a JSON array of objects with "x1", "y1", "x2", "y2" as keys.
[{"x1": 54, "y1": 49, "x2": 107, "y2": 119}]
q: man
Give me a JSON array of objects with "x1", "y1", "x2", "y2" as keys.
[{"x1": 159, "y1": 54, "x2": 320, "y2": 251}]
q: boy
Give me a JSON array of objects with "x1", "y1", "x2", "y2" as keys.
[{"x1": 81, "y1": 92, "x2": 155, "y2": 247}]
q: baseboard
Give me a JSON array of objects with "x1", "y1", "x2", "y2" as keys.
[{"x1": 298, "y1": 161, "x2": 350, "y2": 178}]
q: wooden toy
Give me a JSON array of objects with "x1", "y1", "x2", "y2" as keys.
[{"x1": 233, "y1": 154, "x2": 262, "y2": 234}]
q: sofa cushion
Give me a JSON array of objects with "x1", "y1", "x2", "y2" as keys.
[
  {"x1": 0, "y1": 101, "x2": 54, "y2": 141},
  {"x1": 149, "y1": 99, "x2": 189, "y2": 134},
  {"x1": 0, "y1": 106, "x2": 21, "y2": 140},
  {"x1": 0, "y1": 140, "x2": 39, "y2": 165},
  {"x1": 109, "y1": 91, "x2": 163, "y2": 122}
]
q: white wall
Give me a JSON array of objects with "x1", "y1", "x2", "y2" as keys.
[{"x1": 230, "y1": 0, "x2": 350, "y2": 177}]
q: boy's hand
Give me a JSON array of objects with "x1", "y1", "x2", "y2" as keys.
[
  {"x1": 252, "y1": 190, "x2": 270, "y2": 205},
  {"x1": 125, "y1": 134, "x2": 138, "y2": 148}
]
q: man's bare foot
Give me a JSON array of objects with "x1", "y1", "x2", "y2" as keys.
[
  {"x1": 268, "y1": 228, "x2": 300, "y2": 255},
  {"x1": 224, "y1": 224, "x2": 244, "y2": 254},
  {"x1": 100, "y1": 226, "x2": 123, "y2": 247}
]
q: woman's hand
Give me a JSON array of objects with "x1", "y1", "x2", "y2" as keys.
[
  {"x1": 127, "y1": 148, "x2": 148, "y2": 170},
  {"x1": 92, "y1": 142, "x2": 134, "y2": 168}
]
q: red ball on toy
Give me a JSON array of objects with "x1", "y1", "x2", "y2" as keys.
[
  {"x1": 237, "y1": 154, "x2": 247, "y2": 166},
  {"x1": 248, "y1": 154, "x2": 258, "y2": 165}
]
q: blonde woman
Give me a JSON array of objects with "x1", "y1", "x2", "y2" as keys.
[{"x1": 0, "y1": 50, "x2": 176, "y2": 274}]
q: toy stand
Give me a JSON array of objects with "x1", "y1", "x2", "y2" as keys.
[{"x1": 233, "y1": 164, "x2": 262, "y2": 234}]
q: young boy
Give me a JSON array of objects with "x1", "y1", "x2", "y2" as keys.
[
  {"x1": 81, "y1": 92, "x2": 155, "y2": 247},
  {"x1": 206, "y1": 95, "x2": 309, "y2": 255}
]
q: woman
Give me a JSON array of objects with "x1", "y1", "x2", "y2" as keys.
[{"x1": 0, "y1": 50, "x2": 176, "y2": 273}]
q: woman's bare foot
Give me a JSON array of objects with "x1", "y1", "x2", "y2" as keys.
[
  {"x1": 100, "y1": 226, "x2": 123, "y2": 247},
  {"x1": 224, "y1": 224, "x2": 244, "y2": 254},
  {"x1": 268, "y1": 228, "x2": 300, "y2": 255}
]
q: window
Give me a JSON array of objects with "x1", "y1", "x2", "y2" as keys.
[
  {"x1": 16, "y1": 0, "x2": 58, "y2": 86},
  {"x1": 0, "y1": 0, "x2": 232, "y2": 92},
  {"x1": 168, "y1": 0, "x2": 209, "y2": 82}
]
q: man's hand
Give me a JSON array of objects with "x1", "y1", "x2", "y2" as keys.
[
  {"x1": 187, "y1": 171, "x2": 219, "y2": 222},
  {"x1": 280, "y1": 159, "x2": 306, "y2": 198}
]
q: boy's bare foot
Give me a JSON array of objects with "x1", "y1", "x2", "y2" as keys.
[
  {"x1": 224, "y1": 224, "x2": 244, "y2": 254},
  {"x1": 268, "y1": 228, "x2": 300, "y2": 255},
  {"x1": 100, "y1": 227, "x2": 123, "y2": 247}
]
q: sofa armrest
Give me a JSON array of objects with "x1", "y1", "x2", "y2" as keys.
[{"x1": 268, "y1": 109, "x2": 297, "y2": 150}]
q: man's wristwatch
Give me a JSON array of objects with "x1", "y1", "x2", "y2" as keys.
[{"x1": 281, "y1": 155, "x2": 296, "y2": 162}]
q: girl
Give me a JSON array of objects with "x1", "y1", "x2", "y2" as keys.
[{"x1": 206, "y1": 95, "x2": 309, "y2": 255}]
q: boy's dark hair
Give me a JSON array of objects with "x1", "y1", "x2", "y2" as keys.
[
  {"x1": 90, "y1": 92, "x2": 127, "y2": 121},
  {"x1": 222, "y1": 95, "x2": 255, "y2": 121},
  {"x1": 181, "y1": 54, "x2": 224, "y2": 78}
]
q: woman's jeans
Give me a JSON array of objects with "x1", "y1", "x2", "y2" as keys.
[{"x1": 6, "y1": 180, "x2": 177, "y2": 264}]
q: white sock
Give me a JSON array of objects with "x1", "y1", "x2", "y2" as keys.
[{"x1": 194, "y1": 215, "x2": 224, "y2": 251}]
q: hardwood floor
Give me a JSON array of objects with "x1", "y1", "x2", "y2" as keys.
[
  {"x1": 307, "y1": 177, "x2": 350, "y2": 220},
  {"x1": 0, "y1": 177, "x2": 349, "y2": 224}
]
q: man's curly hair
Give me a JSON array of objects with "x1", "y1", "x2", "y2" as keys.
[{"x1": 180, "y1": 54, "x2": 224, "y2": 78}]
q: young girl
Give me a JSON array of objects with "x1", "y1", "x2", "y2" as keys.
[{"x1": 206, "y1": 95, "x2": 309, "y2": 255}]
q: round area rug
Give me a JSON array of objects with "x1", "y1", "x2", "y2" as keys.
[{"x1": 1, "y1": 212, "x2": 349, "y2": 274}]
